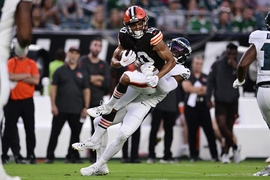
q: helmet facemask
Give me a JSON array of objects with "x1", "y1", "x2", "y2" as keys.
[
  {"x1": 169, "y1": 38, "x2": 192, "y2": 64},
  {"x1": 125, "y1": 18, "x2": 149, "y2": 39},
  {"x1": 123, "y1": 6, "x2": 149, "y2": 39}
]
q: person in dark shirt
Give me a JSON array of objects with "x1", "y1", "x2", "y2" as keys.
[
  {"x1": 206, "y1": 43, "x2": 241, "y2": 164},
  {"x1": 79, "y1": 37, "x2": 110, "y2": 162},
  {"x1": 45, "y1": 46, "x2": 90, "y2": 163},
  {"x1": 147, "y1": 89, "x2": 178, "y2": 164},
  {"x1": 182, "y1": 56, "x2": 218, "y2": 162}
]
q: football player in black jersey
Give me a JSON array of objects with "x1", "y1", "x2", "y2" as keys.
[
  {"x1": 72, "y1": 37, "x2": 192, "y2": 176},
  {"x1": 87, "y1": 5, "x2": 176, "y2": 123}
]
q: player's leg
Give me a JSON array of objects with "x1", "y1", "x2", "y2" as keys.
[
  {"x1": 72, "y1": 107, "x2": 127, "y2": 151},
  {"x1": 87, "y1": 70, "x2": 154, "y2": 118},
  {"x1": 80, "y1": 102, "x2": 152, "y2": 176},
  {"x1": 86, "y1": 87, "x2": 140, "y2": 145},
  {"x1": 254, "y1": 87, "x2": 270, "y2": 176}
]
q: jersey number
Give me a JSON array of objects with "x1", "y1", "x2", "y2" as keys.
[
  {"x1": 137, "y1": 51, "x2": 154, "y2": 65},
  {"x1": 261, "y1": 43, "x2": 270, "y2": 70}
]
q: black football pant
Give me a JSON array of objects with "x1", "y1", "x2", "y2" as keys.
[
  {"x1": 2, "y1": 98, "x2": 36, "y2": 159},
  {"x1": 148, "y1": 108, "x2": 177, "y2": 160},
  {"x1": 122, "y1": 126, "x2": 141, "y2": 160},
  {"x1": 46, "y1": 112, "x2": 81, "y2": 160},
  {"x1": 185, "y1": 102, "x2": 218, "y2": 160}
]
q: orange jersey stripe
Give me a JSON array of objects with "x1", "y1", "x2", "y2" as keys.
[
  {"x1": 150, "y1": 32, "x2": 163, "y2": 46},
  {"x1": 130, "y1": 82, "x2": 150, "y2": 88}
]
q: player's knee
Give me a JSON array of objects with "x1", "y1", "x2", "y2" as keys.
[
  {"x1": 117, "y1": 132, "x2": 128, "y2": 143},
  {"x1": 93, "y1": 117, "x2": 101, "y2": 129},
  {"x1": 119, "y1": 74, "x2": 130, "y2": 85}
]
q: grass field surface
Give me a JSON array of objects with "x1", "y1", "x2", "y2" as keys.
[{"x1": 4, "y1": 159, "x2": 268, "y2": 180}]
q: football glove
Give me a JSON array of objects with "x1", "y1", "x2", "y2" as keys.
[
  {"x1": 120, "y1": 50, "x2": 136, "y2": 67},
  {"x1": 14, "y1": 39, "x2": 29, "y2": 58},
  {"x1": 140, "y1": 63, "x2": 155, "y2": 77},
  {"x1": 146, "y1": 75, "x2": 159, "y2": 87},
  {"x1": 233, "y1": 79, "x2": 245, "y2": 89}
]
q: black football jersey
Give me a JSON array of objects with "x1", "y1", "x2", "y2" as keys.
[{"x1": 118, "y1": 27, "x2": 165, "y2": 71}]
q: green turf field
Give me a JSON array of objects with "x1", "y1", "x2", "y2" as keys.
[{"x1": 4, "y1": 159, "x2": 268, "y2": 179}]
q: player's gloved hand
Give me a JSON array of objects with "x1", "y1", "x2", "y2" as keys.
[
  {"x1": 120, "y1": 50, "x2": 136, "y2": 67},
  {"x1": 140, "y1": 63, "x2": 155, "y2": 77},
  {"x1": 181, "y1": 67, "x2": 191, "y2": 80},
  {"x1": 13, "y1": 39, "x2": 29, "y2": 58},
  {"x1": 233, "y1": 79, "x2": 245, "y2": 89},
  {"x1": 146, "y1": 75, "x2": 159, "y2": 87}
]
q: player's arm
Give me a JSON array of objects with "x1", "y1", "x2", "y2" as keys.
[
  {"x1": 15, "y1": 1, "x2": 32, "y2": 49},
  {"x1": 110, "y1": 45, "x2": 125, "y2": 68},
  {"x1": 21, "y1": 75, "x2": 40, "y2": 85},
  {"x1": 237, "y1": 44, "x2": 257, "y2": 82},
  {"x1": 153, "y1": 40, "x2": 176, "y2": 79}
]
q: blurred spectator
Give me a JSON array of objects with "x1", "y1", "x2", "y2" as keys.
[
  {"x1": 232, "y1": 5, "x2": 257, "y2": 33},
  {"x1": 40, "y1": 0, "x2": 60, "y2": 27},
  {"x1": 182, "y1": 56, "x2": 218, "y2": 162},
  {"x1": 49, "y1": 49, "x2": 66, "y2": 80},
  {"x1": 57, "y1": 0, "x2": 83, "y2": 29},
  {"x1": 31, "y1": 5, "x2": 46, "y2": 29},
  {"x1": 136, "y1": 0, "x2": 159, "y2": 27},
  {"x1": 157, "y1": 0, "x2": 186, "y2": 33},
  {"x1": 206, "y1": 43, "x2": 241, "y2": 164},
  {"x1": 186, "y1": 0, "x2": 198, "y2": 20},
  {"x1": 212, "y1": 0, "x2": 231, "y2": 19},
  {"x1": 231, "y1": 0, "x2": 244, "y2": 22},
  {"x1": 80, "y1": 0, "x2": 100, "y2": 16},
  {"x1": 47, "y1": 48, "x2": 66, "y2": 92},
  {"x1": 45, "y1": 46, "x2": 90, "y2": 164},
  {"x1": 79, "y1": 37, "x2": 110, "y2": 162},
  {"x1": 2, "y1": 54, "x2": 40, "y2": 164},
  {"x1": 106, "y1": 8, "x2": 122, "y2": 30},
  {"x1": 147, "y1": 90, "x2": 178, "y2": 164},
  {"x1": 257, "y1": 0, "x2": 270, "y2": 15},
  {"x1": 108, "y1": 0, "x2": 131, "y2": 11},
  {"x1": 89, "y1": 5, "x2": 105, "y2": 30},
  {"x1": 203, "y1": 0, "x2": 223, "y2": 11},
  {"x1": 243, "y1": 0, "x2": 257, "y2": 9},
  {"x1": 213, "y1": 9, "x2": 232, "y2": 32},
  {"x1": 187, "y1": 2, "x2": 211, "y2": 33}
]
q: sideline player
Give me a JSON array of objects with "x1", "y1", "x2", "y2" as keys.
[
  {"x1": 73, "y1": 37, "x2": 192, "y2": 176},
  {"x1": 233, "y1": 11, "x2": 270, "y2": 176},
  {"x1": 0, "y1": 1, "x2": 32, "y2": 180}
]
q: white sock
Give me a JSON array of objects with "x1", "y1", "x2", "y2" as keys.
[
  {"x1": 106, "y1": 87, "x2": 125, "y2": 107},
  {"x1": 96, "y1": 130, "x2": 108, "y2": 161},
  {"x1": 95, "y1": 132, "x2": 128, "y2": 168},
  {"x1": 91, "y1": 118, "x2": 111, "y2": 144}
]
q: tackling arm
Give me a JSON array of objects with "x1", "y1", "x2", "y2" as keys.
[
  {"x1": 153, "y1": 40, "x2": 176, "y2": 79},
  {"x1": 15, "y1": 1, "x2": 32, "y2": 48},
  {"x1": 237, "y1": 44, "x2": 257, "y2": 82}
]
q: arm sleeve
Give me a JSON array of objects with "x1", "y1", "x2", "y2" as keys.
[{"x1": 157, "y1": 76, "x2": 178, "y2": 93}]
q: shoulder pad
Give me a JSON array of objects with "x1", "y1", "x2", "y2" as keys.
[
  {"x1": 249, "y1": 30, "x2": 266, "y2": 44},
  {"x1": 147, "y1": 28, "x2": 163, "y2": 46}
]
